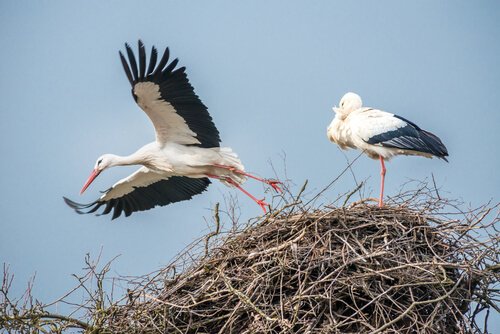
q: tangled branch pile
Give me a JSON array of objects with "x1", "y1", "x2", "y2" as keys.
[
  {"x1": 102, "y1": 193, "x2": 499, "y2": 333},
  {"x1": 1, "y1": 185, "x2": 499, "y2": 333}
]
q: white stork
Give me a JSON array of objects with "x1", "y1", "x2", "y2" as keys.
[
  {"x1": 64, "y1": 41, "x2": 281, "y2": 219},
  {"x1": 327, "y1": 92, "x2": 448, "y2": 207}
]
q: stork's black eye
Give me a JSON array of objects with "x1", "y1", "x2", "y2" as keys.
[{"x1": 97, "y1": 159, "x2": 103, "y2": 165}]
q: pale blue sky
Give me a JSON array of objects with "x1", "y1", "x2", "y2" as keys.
[{"x1": 1, "y1": 0, "x2": 499, "y2": 328}]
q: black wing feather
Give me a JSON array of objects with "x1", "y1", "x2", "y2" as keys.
[
  {"x1": 147, "y1": 46, "x2": 158, "y2": 76},
  {"x1": 101, "y1": 201, "x2": 114, "y2": 215},
  {"x1": 125, "y1": 43, "x2": 139, "y2": 82},
  {"x1": 153, "y1": 47, "x2": 170, "y2": 78},
  {"x1": 138, "y1": 40, "x2": 146, "y2": 80},
  {"x1": 163, "y1": 58, "x2": 179, "y2": 75},
  {"x1": 119, "y1": 52, "x2": 134, "y2": 86},
  {"x1": 367, "y1": 115, "x2": 449, "y2": 161},
  {"x1": 114, "y1": 201, "x2": 125, "y2": 220},
  {"x1": 120, "y1": 41, "x2": 221, "y2": 148},
  {"x1": 63, "y1": 177, "x2": 211, "y2": 220}
]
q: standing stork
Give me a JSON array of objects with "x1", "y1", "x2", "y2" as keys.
[
  {"x1": 327, "y1": 92, "x2": 448, "y2": 207},
  {"x1": 64, "y1": 41, "x2": 281, "y2": 219}
]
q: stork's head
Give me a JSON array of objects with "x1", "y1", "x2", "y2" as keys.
[
  {"x1": 80, "y1": 154, "x2": 117, "y2": 194},
  {"x1": 333, "y1": 92, "x2": 363, "y2": 115}
]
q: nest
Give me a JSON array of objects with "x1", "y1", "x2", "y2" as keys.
[
  {"x1": 100, "y1": 192, "x2": 499, "y2": 333},
  {"x1": 1, "y1": 183, "x2": 498, "y2": 333}
]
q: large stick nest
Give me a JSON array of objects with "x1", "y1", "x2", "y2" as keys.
[{"x1": 101, "y1": 187, "x2": 499, "y2": 333}]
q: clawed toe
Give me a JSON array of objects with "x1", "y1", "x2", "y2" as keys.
[
  {"x1": 266, "y1": 179, "x2": 283, "y2": 193},
  {"x1": 256, "y1": 199, "x2": 269, "y2": 213}
]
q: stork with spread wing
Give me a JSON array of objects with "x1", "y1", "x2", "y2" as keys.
[{"x1": 64, "y1": 41, "x2": 281, "y2": 219}]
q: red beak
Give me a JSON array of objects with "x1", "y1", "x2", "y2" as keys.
[{"x1": 80, "y1": 169, "x2": 101, "y2": 194}]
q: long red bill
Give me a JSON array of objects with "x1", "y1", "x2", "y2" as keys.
[{"x1": 80, "y1": 169, "x2": 101, "y2": 194}]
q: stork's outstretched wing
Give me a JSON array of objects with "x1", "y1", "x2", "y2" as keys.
[
  {"x1": 64, "y1": 167, "x2": 211, "y2": 219},
  {"x1": 119, "y1": 40, "x2": 221, "y2": 148}
]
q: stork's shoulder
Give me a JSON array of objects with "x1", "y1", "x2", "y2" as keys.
[
  {"x1": 349, "y1": 107, "x2": 394, "y2": 119},
  {"x1": 349, "y1": 108, "x2": 403, "y2": 126}
]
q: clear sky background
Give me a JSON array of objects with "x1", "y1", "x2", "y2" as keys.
[{"x1": 1, "y1": 0, "x2": 499, "y2": 328}]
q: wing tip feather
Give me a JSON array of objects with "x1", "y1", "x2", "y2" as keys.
[
  {"x1": 119, "y1": 51, "x2": 134, "y2": 86},
  {"x1": 138, "y1": 40, "x2": 146, "y2": 80},
  {"x1": 63, "y1": 196, "x2": 95, "y2": 215}
]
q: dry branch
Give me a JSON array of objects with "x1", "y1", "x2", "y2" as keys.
[{"x1": 1, "y1": 182, "x2": 499, "y2": 333}]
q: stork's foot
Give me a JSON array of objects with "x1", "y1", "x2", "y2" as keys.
[
  {"x1": 255, "y1": 198, "x2": 269, "y2": 213},
  {"x1": 265, "y1": 179, "x2": 283, "y2": 193},
  {"x1": 212, "y1": 164, "x2": 282, "y2": 192}
]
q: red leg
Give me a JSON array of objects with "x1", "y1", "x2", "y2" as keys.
[
  {"x1": 206, "y1": 174, "x2": 268, "y2": 213},
  {"x1": 212, "y1": 164, "x2": 283, "y2": 193},
  {"x1": 379, "y1": 156, "x2": 386, "y2": 208}
]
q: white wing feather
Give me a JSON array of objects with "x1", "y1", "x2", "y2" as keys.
[
  {"x1": 100, "y1": 166, "x2": 169, "y2": 201},
  {"x1": 134, "y1": 82, "x2": 200, "y2": 146},
  {"x1": 349, "y1": 109, "x2": 407, "y2": 143}
]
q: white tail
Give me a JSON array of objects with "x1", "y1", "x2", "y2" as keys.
[{"x1": 214, "y1": 147, "x2": 246, "y2": 185}]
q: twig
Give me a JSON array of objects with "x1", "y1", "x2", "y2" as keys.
[
  {"x1": 370, "y1": 273, "x2": 467, "y2": 334},
  {"x1": 342, "y1": 181, "x2": 364, "y2": 207},
  {"x1": 205, "y1": 203, "x2": 221, "y2": 257}
]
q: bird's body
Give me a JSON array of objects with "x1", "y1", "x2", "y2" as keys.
[
  {"x1": 64, "y1": 41, "x2": 280, "y2": 219},
  {"x1": 121, "y1": 142, "x2": 243, "y2": 179},
  {"x1": 328, "y1": 107, "x2": 448, "y2": 161},
  {"x1": 327, "y1": 92, "x2": 448, "y2": 207}
]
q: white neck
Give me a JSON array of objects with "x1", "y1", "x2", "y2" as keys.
[
  {"x1": 107, "y1": 152, "x2": 147, "y2": 168},
  {"x1": 99, "y1": 143, "x2": 159, "y2": 170}
]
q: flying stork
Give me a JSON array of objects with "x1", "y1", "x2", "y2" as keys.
[
  {"x1": 64, "y1": 41, "x2": 281, "y2": 219},
  {"x1": 327, "y1": 92, "x2": 448, "y2": 207}
]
